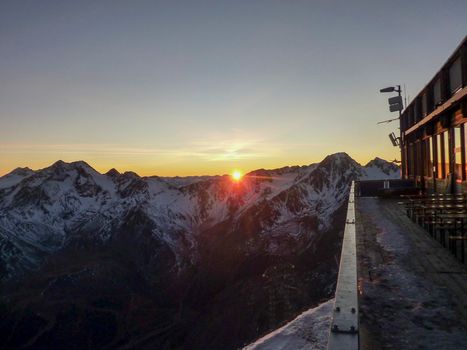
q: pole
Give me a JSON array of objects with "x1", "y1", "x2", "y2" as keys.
[{"x1": 397, "y1": 85, "x2": 405, "y2": 179}]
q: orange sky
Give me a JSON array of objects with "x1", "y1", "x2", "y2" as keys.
[
  {"x1": 1, "y1": 1, "x2": 464, "y2": 177},
  {"x1": 0, "y1": 140, "x2": 398, "y2": 177}
]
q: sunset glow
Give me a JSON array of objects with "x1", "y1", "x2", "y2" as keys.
[
  {"x1": 232, "y1": 170, "x2": 243, "y2": 181},
  {"x1": 0, "y1": 1, "x2": 464, "y2": 177}
]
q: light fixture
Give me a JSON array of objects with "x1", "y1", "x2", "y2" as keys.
[{"x1": 380, "y1": 86, "x2": 395, "y2": 93}]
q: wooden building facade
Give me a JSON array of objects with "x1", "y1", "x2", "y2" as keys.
[{"x1": 401, "y1": 36, "x2": 467, "y2": 194}]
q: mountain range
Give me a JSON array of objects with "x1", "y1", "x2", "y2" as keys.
[{"x1": 0, "y1": 153, "x2": 399, "y2": 350}]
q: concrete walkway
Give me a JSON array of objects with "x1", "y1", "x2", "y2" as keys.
[{"x1": 356, "y1": 197, "x2": 467, "y2": 350}]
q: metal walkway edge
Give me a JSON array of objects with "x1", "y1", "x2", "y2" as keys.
[{"x1": 327, "y1": 181, "x2": 359, "y2": 350}]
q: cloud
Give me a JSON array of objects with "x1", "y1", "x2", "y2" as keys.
[
  {"x1": 0, "y1": 129, "x2": 324, "y2": 165},
  {"x1": 0, "y1": 141, "x2": 266, "y2": 160}
]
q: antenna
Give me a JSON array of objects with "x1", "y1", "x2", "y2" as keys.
[
  {"x1": 377, "y1": 117, "x2": 399, "y2": 124},
  {"x1": 404, "y1": 84, "x2": 407, "y2": 109}
]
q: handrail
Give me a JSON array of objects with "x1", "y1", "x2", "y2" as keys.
[{"x1": 327, "y1": 181, "x2": 359, "y2": 350}]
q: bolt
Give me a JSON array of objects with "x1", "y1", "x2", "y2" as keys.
[
  {"x1": 351, "y1": 307, "x2": 356, "y2": 313},
  {"x1": 350, "y1": 325, "x2": 356, "y2": 332},
  {"x1": 335, "y1": 306, "x2": 340, "y2": 312}
]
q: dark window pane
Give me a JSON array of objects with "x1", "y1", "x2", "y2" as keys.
[
  {"x1": 427, "y1": 138, "x2": 433, "y2": 177},
  {"x1": 443, "y1": 131, "x2": 450, "y2": 177},
  {"x1": 409, "y1": 144, "x2": 415, "y2": 176},
  {"x1": 433, "y1": 78, "x2": 442, "y2": 105},
  {"x1": 408, "y1": 107, "x2": 413, "y2": 126},
  {"x1": 464, "y1": 125, "x2": 467, "y2": 180},
  {"x1": 414, "y1": 99, "x2": 419, "y2": 121},
  {"x1": 422, "y1": 93, "x2": 427, "y2": 117},
  {"x1": 416, "y1": 142, "x2": 423, "y2": 177},
  {"x1": 454, "y1": 126, "x2": 462, "y2": 181},
  {"x1": 449, "y1": 57, "x2": 462, "y2": 94},
  {"x1": 437, "y1": 134, "x2": 443, "y2": 178}
]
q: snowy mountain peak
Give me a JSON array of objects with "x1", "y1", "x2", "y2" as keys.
[
  {"x1": 364, "y1": 157, "x2": 400, "y2": 177},
  {"x1": 46, "y1": 159, "x2": 69, "y2": 173},
  {"x1": 105, "y1": 168, "x2": 121, "y2": 177},
  {"x1": 41, "y1": 159, "x2": 96, "y2": 176},
  {"x1": 70, "y1": 160, "x2": 94, "y2": 170},
  {"x1": 319, "y1": 152, "x2": 358, "y2": 169},
  {"x1": 0, "y1": 167, "x2": 36, "y2": 189},
  {"x1": 8, "y1": 167, "x2": 35, "y2": 177},
  {"x1": 365, "y1": 156, "x2": 398, "y2": 169},
  {"x1": 122, "y1": 171, "x2": 140, "y2": 178}
]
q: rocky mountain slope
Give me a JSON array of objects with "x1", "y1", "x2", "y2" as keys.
[{"x1": 0, "y1": 153, "x2": 399, "y2": 350}]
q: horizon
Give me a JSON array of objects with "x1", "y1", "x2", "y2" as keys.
[
  {"x1": 1, "y1": 1, "x2": 466, "y2": 177},
  {"x1": 0, "y1": 152, "x2": 395, "y2": 178}
]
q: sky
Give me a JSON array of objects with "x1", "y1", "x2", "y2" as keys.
[{"x1": 1, "y1": 0, "x2": 466, "y2": 176}]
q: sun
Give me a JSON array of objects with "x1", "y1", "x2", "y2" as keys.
[{"x1": 232, "y1": 170, "x2": 243, "y2": 181}]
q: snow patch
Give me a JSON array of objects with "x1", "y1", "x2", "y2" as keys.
[{"x1": 244, "y1": 299, "x2": 333, "y2": 350}]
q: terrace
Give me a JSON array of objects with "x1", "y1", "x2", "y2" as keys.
[{"x1": 327, "y1": 181, "x2": 467, "y2": 349}]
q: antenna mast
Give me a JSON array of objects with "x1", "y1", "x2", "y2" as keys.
[{"x1": 403, "y1": 84, "x2": 407, "y2": 109}]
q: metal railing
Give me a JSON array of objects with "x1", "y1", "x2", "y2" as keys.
[
  {"x1": 356, "y1": 179, "x2": 416, "y2": 197},
  {"x1": 327, "y1": 181, "x2": 359, "y2": 350}
]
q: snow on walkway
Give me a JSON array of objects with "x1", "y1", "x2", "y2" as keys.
[
  {"x1": 244, "y1": 299, "x2": 333, "y2": 350},
  {"x1": 357, "y1": 197, "x2": 467, "y2": 349}
]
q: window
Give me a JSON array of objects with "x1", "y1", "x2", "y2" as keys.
[
  {"x1": 416, "y1": 142, "x2": 423, "y2": 177},
  {"x1": 400, "y1": 114, "x2": 406, "y2": 131},
  {"x1": 422, "y1": 93, "x2": 427, "y2": 117},
  {"x1": 432, "y1": 137, "x2": 437, "y2": 178},
  {"x1": 409, "y1": 144, "x2": 415, "y2": 177},
  {"x1": 426, "y1": 138, "x2": 433, "y2": 178},
  {"x1": 433, "y1": 78, "x2": 442, "y2": 106},
  {"x1": 404, "y1": 146, "x2": 409, "y2": 178},
  {"x1": 464, "y1": 124, "x2": 467, "y2": 180},
  {"x1": 454, "y1": 126, "x2": 462, "y2": 181},
  {"x1": 414, "y1": 99, "x2": 420, "y2": 122},
  {"x1": 443, "y1": 131, "x2": 450, "y2": 177},
  {"x1": 408, "y1": 106, "x2": 414, "y2": 126},
  {"x1": 449, "y1": 57, "x2": 462, "y2": 94},
  {"x1": 436, "y1": 134, "x2": 443, "y2": 178}
]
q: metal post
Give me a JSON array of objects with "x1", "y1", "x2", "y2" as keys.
[{"x1": 397, "y1": 85, "x2": 405, "y2": 179}]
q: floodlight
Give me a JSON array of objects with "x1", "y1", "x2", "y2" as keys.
[
  {"x1": 380, "y1": 87, "x2": 395, "y2": 93},
  {"x1": 388, "y1": 96, "x2": 402, "y2": 105},
  {"x1": 389, "y1": 103, "x2": 402, "y2": 112},
  {"x1": 389, "y1": 132, "x2": 398, "y2": 147}
]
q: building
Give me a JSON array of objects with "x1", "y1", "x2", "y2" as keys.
[{"x1": 401, "y1": 35, "x2": 467, "y2": 193}]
